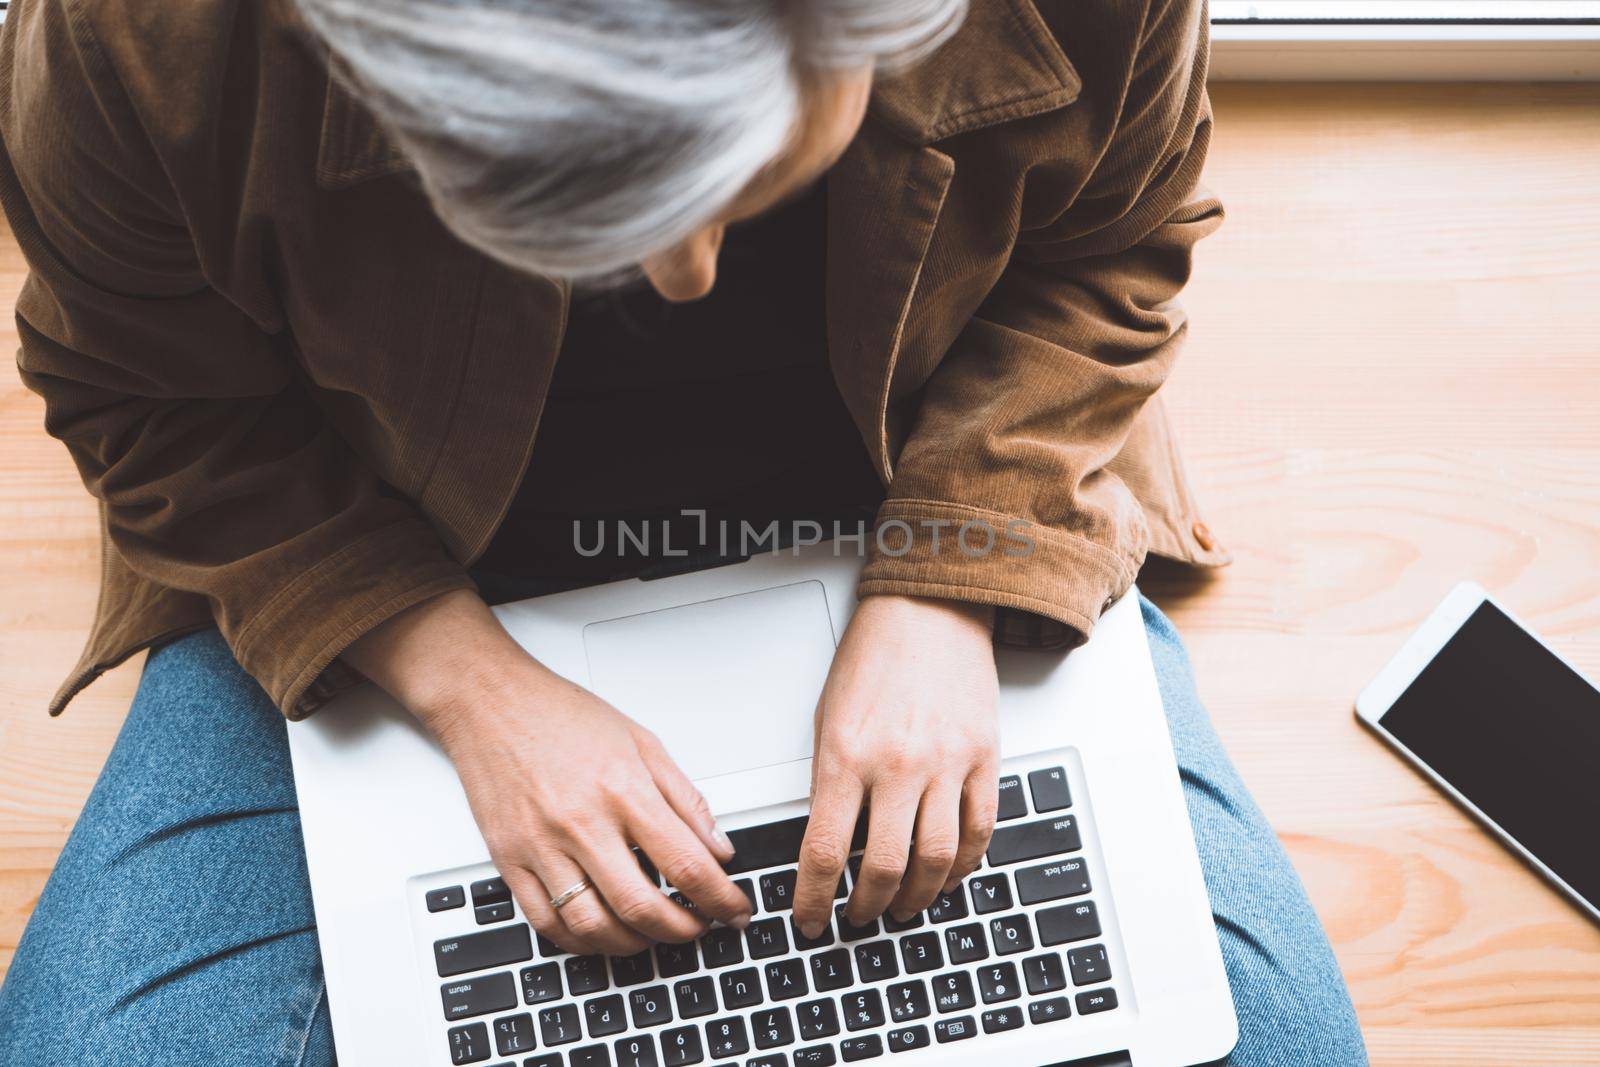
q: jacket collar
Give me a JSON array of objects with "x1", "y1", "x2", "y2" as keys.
[{"x1": 316, "y1": 0, "x2": 1078, "y2": 188}]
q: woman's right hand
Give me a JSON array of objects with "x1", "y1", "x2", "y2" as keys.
[{"x1": 344, "y1": 589, "x2": 753, "y2": 956}]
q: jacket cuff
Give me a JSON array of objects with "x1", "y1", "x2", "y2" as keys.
[
  {"x1": 230, "y1": 517, "x2": 476, "y2": 720},
  {"x1": 858, "y1": 499, "x2": 1145, "y2": 652}
]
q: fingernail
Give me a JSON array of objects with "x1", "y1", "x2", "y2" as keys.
[
  {"x1": 730, "y1": 913, "x2": 750, "y2": 931},
  {"x1": 800, "y1": 922, "x2": 823, "y2": 940},
  {"x1": 942, "y1": 878, "x2": 960, "y2": 894},
  {"x1": 890, "y1": 908, "x2": 913, "y2": 924},
  {"x1": 712, "y1": 824, "x2": 734, "y2": 855}
]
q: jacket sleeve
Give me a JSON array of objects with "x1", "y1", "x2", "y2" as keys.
[
  {"x1": 0, "y1": 1, "x2": 474, "y2": 718},
  {"x1": 859, "y1": 0, "x2": 1223, "y2": 648}
]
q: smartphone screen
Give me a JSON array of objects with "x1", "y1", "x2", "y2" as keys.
[{"x1": 1378, "y1": 601, "x2": 1600, "y2": 910}]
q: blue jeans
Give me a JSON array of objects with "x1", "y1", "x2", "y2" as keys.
[{"x1": 0, "y1": 597, "x2": 1367, "y2": 1066}]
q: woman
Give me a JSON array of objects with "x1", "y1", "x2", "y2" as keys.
[{"x1": 0, "y1": 0, "x2": 1366, "y2": 1062}]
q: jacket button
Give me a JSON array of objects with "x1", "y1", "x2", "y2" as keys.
[{"x1": 1192, "y1": 521, "x2": 1215, "y2": 552}]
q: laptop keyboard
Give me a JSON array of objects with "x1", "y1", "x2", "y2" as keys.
[{"x1": 421, "y1": 755, "x2": 1121, "y2": 1066}]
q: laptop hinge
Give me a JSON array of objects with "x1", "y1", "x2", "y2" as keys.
[{"x1": 1040, "y1": 1053, "x2": 1133, "y2": 1067}]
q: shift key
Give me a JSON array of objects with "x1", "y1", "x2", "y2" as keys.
[
  {"x1": 986, "y1": 816, "x2": 1081, "y2": 866},
  {"x1": 434, "y1": 924, "x2": 533, "y2": 977}
]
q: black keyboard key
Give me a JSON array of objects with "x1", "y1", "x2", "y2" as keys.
[
  {"x1": 661, "y1": 1025, "x2": 705, "y2": 1066},
  {"x1": 752, "y1": 1006, "x2": 796, "y2": 1049},
  {"x1": 562, "y1": 955, "x2": 609, "y2": 997},
  {"x1": 1076, "y1": 987, "x2": 1118, "y2": 1015},
  {"x1": 615, "y1": 1034, "x2": 658, "y2": 1067},
  {"x1": 810, "y1": 948, "x2": 854, "y2": 991},
  {"x1": 933, "y1": 1015, "x2": 977, "y2": 1043},
  {"x1": 746, "y1": 918, "x2": 789, "y2": 959},
  {"x1": 612, "y1": 950, "x2": 655, "y2": 987},
  {"x1": 887, "y1": 1025, "x2": 930, "y2": 1053},
  {"x1": 570, "y1": 1044, "x2": 611, "y2": 1067},
  {"x1": 471, "y1": 877, "x2": 512, "y2": 907},
  {"x1": 734, "y1": 878, "x2": 757, "y2": 912},
  {"x1": 996, "y1": 776, "x2": 1027, "y2": 821},
  {"x1": 1035, "y1": 900, "x2": 1101, "y2": 946},
  {"x1": 1029, "y1": 996, "x2": 1071, "y2": 1025},
  {"x1": 723, "y1": 815, "x2": 868, "y2": 877},
  {"x1": 796, "y1": 997, "x2": 841, "y2": 1039},
  {"x1": 967, "y1": 874, "x2": 1011, "y2": 915},
  {"x1": 760, "y1": 870, "x2": 798, "y2": 912},
  {"x1": 882, "y1": 909, "x2": 923, "y2": 933},
  {"x1": 986, "y1": 816, "x2": 1080, "y2": 867},
  {"x1": 886, "y1": 980, "x2": 930, "y2": 1023},
  {"x1": 448, "y1": 1021, "x2": 490, "y2": 1064},
  {"x1": 1015, "y1": 858, "x2": 1091, "y2": 905},
  {"x1": 930, "y1": 971, "x2": 975, "y2": 1013},
  {"x1": 719, "y1": 967, "x2": 763, "y2": 1010},
  {"x1": 525, "y1": 1054, "x2": 562, "y2": 1067},
  {"x1": 1027, "y1": 766, "x2": 1072, "y2": 812},
  {"x1": 475, "y1": 901, "x2": 514, "y2": 925},
  {"x1": 790, "y1": 915, "x2": 835, "y2": 951},
  {"x1": 538, "y1": 1003, "x2": 582, "y2": 1046},
  {"x1": 841, "y1": 988, "x2": 885, "y2": 1031},
  {"x1": 1023, "y1": 952, "x2": 1068, "y2": 994},
  {"x1": 521, "y1": 962, "x2": 563, "y2": 1004},
  {"x1": 794, "y1": 1045, "x2": 838, "y2": 1066},
  {"x1": 586, "y1": 994, "x2": 627, "y2": 1038},
  {"x1": 765, "y1": 957, "x2": 809, "y2": 1000},
  {"x1": 537, "y1": 932, "x2": 563, "y2": 958},
  {"x1": 630, "y1": 984, "x2": 673, "y2": 1028},
  {"x1": 428, "y1": 885, "x2": 466, "y2": 912},
  {"x1": 988, "y1": 913, "x2": 1034, "y2": 956},
  {"x1": 635, "y1": 848, "x2": 661, "y2": 887},
  {"x1": 656, "y1": 941, "x2": 700, "y2": 980},
  {"x1": 926, "y1": 887, "x2": 967, "y2": 924},
  {"x1": 668, "y1": 890, "x2": 699, "y2": 916},
  {"x1": 704, "y1": 1016, "x2": 750, "y2": 1059},
  {"x1": 834, "y1": 904, "x2": 878, "y2": 942},
  {"x1": 981, "y1": 1006, "x2": 1024, "y2": 1033},
  {"x1": 1068, "y1": 944, "x2": 1112, "y2": 986},
  {"x1": 853, "y1": 940, "x2": 899, "y2": 982},
  {"x1": 493, "y1": 1012, "x2": 537, "y2": 1056},
  {"x1": 748, "y1": 1057, "x2": 786, "y2": 1067},
  {"x1": 675, "y1": 976, "x2": 718, "y2": 1019},
  {"x1": 977, "y1": 961, "x2": 1020, "y2": 1004},
  {"x1": 898, "y1": 932, "x2": 942, "y2": 974},
  {"x1": 840, "y1": 1035, "x2": 884, "y2": 1061},
  {"x1": 435, "y1": 925, "x2": 534, "y2": 978},
  {"x1": 701, "y1": 927, "x2": 746, "y2": 968},
  {"x1": 441, "y1": 971, "x2": 517, "y2": 1021},
  {"x1": 943, "y1": 923, "x2": 988, "y2": 965}
]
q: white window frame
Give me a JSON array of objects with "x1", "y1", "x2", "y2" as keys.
[{"x1": 1210, "y1": 1, "x2": 1600, "y2": 79}]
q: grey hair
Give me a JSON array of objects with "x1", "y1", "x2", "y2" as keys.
[{"x1": 298, "y1": 0, "x2": 966, "y2": 280}]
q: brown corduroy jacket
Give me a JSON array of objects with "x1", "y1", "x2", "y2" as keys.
[{"x1": 0, "y1": 0, "x2": 1226, "y2": 720}]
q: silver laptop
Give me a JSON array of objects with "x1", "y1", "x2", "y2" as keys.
[{"x1": 288, "y1": 543, "x2": 1236, "y2": 1067}]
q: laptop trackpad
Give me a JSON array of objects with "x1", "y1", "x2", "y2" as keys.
[{"x1": 582, "y1": 580, "x2": 838, "y2": 782}]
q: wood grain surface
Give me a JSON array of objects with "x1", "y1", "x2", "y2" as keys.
[{"x1": 1, "y1": 82, "x2": 1598, "y2": 1064}]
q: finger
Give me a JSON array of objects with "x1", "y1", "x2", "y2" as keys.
[
  {"x1": 628, "y1": 795, "x2": 750, "y2": 932},
  {"x1": 795, "y1": 763, "x2": 863, "y2": 938},
  {"x1": 889, "y1": 776, "x2": 962, "y2": 920},
  {"x1": 846, "y1": 783, "x2": 920, "y2": 926},
  {"x1": 502, "y1": 864, "x2": 595, "y2": 957},
  {"x1": 637, "y1": 731, "x2": 735, "y2": 865},
  {"x1": 945, "y1": 762, "x2": 1001, "y2": 893},
  {"x1": 532, "y1": 846, "x2": 649, "y2": 957},
  {"x1": 576, "y1": 830, "x2": 709, "y2": 946}
]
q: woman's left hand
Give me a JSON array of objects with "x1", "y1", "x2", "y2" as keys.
[{"x1": 793, "y1": 594, "x2": 1001, "y2": 938}]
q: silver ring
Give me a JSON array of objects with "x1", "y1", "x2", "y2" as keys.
[{"x1": 550, "y1": 877, "x2": 593, "y2": 911}]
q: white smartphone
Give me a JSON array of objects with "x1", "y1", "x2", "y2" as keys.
[{"x1": 1356, "y1": 581, "x2": 1600, "y2": 924}]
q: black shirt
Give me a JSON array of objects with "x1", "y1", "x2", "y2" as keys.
[{"x1": 476, "y1": 180, "x2": 884, "y2": 583}]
